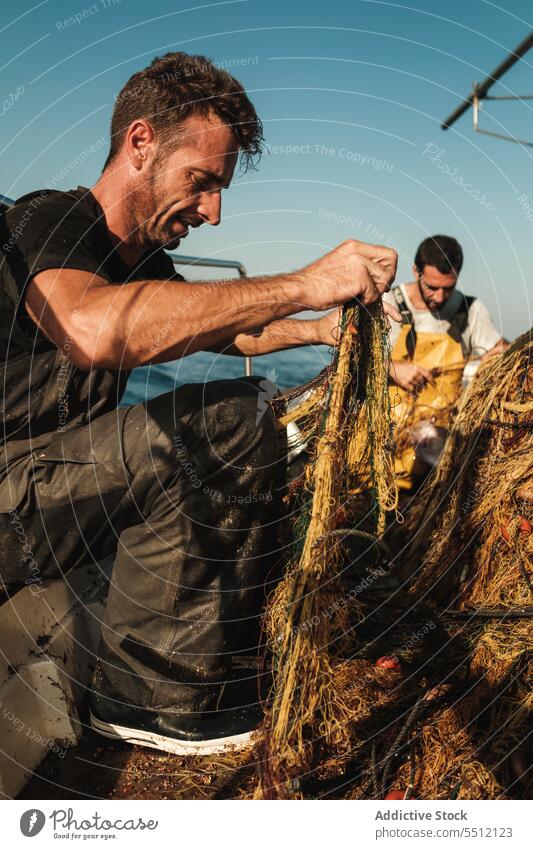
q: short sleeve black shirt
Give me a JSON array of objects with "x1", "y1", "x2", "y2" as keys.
[{"x1": 0, "y1": 186, "x2": 180, "y2": 447}]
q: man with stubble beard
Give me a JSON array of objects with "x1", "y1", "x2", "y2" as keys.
[{"x1": 0, "y1": 52, "x2": 400, "y2": 755}]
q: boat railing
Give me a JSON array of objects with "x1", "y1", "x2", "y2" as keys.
[{"x1": 168, "y1": 252, "x2": 252, "y2": 376}]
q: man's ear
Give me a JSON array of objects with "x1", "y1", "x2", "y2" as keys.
[
  {"x1": 412, "y1": 263, "x2": 420, "y2": 279},
  {"x1": 125, "y1": 119, "x2": 156, "y2": 170}
]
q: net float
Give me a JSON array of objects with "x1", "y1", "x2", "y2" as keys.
[
  {"x1": 375, "y1": 655, "x2": 401, "y2": 671},
  {"x1": 500, "y1": 520, "x2": 510, "y2": 542},
  {"x1": 519, "y1": 516, "x2": 532, "y2": 535},
  {"x1": 385, "y1": 789, "x2": 408, "y2": 800}
]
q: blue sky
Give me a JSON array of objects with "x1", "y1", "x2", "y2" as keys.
[{"x1": 1, "y1": 0, "x2": 532, "y2": 340}]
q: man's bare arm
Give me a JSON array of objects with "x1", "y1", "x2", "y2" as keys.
[
  {"x1": 25, "y1": 270, "x2": 309, "y2": 370},
  {"x1": 207, "y1": 311, "x2": 341, "y2": 357},
  {"x1": 480, "y1": 337, "x2": 509, "y2": 360},
  {"x1": 24, "y1": 240, "x2": 399, "y2": 370}
]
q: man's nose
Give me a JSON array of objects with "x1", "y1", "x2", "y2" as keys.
[{"x1": 197, "y1": 191, "x2": 222, "y2": 226}]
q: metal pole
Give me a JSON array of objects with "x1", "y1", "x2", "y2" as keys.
[
  {"x1": 441, "y1": 30, "x2": 533, "y2": 130},
  {"x1": 170, "y1": 253, "x2": 253, "y2": 376}
]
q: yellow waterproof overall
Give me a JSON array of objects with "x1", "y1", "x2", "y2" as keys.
[{"x1": 389, "y1": 293, "x2": 472, "y2": 490}]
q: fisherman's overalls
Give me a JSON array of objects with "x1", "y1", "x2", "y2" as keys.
[{"x1": 389, "y1": 288, "x2": 475, "y2": 490}]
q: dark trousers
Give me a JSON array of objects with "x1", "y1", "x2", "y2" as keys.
[{"x1": 0, "y1": 378, "x2": 286, "y2": 714}]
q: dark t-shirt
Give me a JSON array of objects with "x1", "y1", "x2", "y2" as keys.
[{"x1": 0, "y1": 186, "x2": 180, "y2": 450}]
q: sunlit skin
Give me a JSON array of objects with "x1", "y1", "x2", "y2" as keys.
[
  {"x1": 88, "y1": 114, "x2": 386, "y2": 354},
  {"x1": 389, "y1": 263, "x2": 508, "y2": 393},
  {"x1": 92, "y1": 114, "x2": 238, "y2": 264},
  {"x1": 24, "y1": 110, "x2": 401, "y2": 370},
  {"x1": 409, "y1": 264, "x2": 458, "y2": 312}
]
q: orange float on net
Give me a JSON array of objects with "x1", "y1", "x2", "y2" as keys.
[
  {"x1": 385, "y1": 789, "x2": 410, "y2": 800},
  {"x1": 519, "y1": 516, "x2": 532, "y2": 535},
  {"x1": 375, "y1": 655, "x2": 402, "y2": 671},
  {"x1": 500, "y1": 516, "x2": 531, "y2": 540}
]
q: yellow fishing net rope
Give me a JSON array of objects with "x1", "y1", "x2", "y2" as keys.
[{"x1": 256, "y1": 300, "x2": 398, "y2": 798}]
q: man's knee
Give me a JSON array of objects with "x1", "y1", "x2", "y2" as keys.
[
  {"x1": 137, "y1": 377, "x2": 281, "y2": 476},
  {"x1": 228, "y1": 376, "x2": 278, "y2": 444},
  {"x1": 202, "y1": 377, "x2": 280, "y2": 466},
  {"x1": 235, "y1": 375, "x2": 277, "y2": 427}
]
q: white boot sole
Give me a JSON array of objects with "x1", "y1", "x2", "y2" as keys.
[{"x1": 89, "y1": 711, "x2": 258, "y2": 756}]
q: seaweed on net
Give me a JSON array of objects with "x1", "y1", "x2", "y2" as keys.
[
  {"x1": 167, "y1": 326, "x2": 531, "y2": 802},
  {"x1": 253, "y1": 327, "x2": 532, "y2": 801},
  {"x1": 253, "y1": 300, "x2": 397, "y2": 799},
  {"x1": 406, "y1": 328, "x2": 533, "y2": 602},
  {"x1": 391, "y1": 330, "x2": 533, "y2": 800}
]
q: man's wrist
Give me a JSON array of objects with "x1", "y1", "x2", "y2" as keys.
[
  {"x1": 290, "y1": 317, "x2": 316, "y2": 346},
  {"x1": 279, "y1": 271, "x2": 311, "y2": 314}
]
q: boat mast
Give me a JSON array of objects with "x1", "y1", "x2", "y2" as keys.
[{"x1": 441, "y1": 30, "x2": 533, "y2": 141}]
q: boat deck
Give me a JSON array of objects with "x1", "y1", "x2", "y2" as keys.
[{"x1": 18, "y1": 730, "x2": 248, "y2": 801}]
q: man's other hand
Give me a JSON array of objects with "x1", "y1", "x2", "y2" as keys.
[
  {"x1": 315, "y1": 300, "x2": 404, "y2": 348},
  {"x1": 389, "y1": 361, "x2": 436, "y2": 394}
]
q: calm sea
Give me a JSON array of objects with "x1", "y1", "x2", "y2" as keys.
[{"x1": 121, "y1": 345, "x2": 333, "y2": 405}]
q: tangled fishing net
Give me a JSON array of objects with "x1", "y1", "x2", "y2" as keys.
[
  {"x1": 253, "y1": 299, "x2": 398, "y2": 798},
  {"x1": 148, "y1": 311, "x2": 530, "y2": 801},
  {"x1": 250, "y1": 316, "x2": 532, "y2": 800},
  {"x1": 396, "y1": 330, "x2": 532, "y2": 800}
]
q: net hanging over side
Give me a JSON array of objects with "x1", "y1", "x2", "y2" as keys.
[{"x1": 255, "y1": 299, "x2": 398, "y2": 799}]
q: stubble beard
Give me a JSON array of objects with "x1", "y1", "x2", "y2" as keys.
[
  {"x1": 417, "y1": 281, "x2": 441, "y2": 315},
  {"x1": 128, "y1": 163, "x2": 172, "y2": 250}
]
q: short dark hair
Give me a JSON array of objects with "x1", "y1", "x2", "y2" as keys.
[
  {"x1": 414, "y1": 235, "x2": 463, "y2": 276},
  {"x1": 103, "y1": 51, "x2": 263, "y2": 171}
]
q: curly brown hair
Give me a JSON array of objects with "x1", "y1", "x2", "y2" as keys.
[{"x1": 103, "y1": 51, "x2": 263, "y2": 171}]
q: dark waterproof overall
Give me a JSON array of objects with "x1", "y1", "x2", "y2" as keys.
[{"x1": 0, "y1": 189, "x2": 286, "y2": 715}]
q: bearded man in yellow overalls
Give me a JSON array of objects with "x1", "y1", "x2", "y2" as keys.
[{"x1": 383, "y1": 235, "x2": 508, "y2": 490}]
